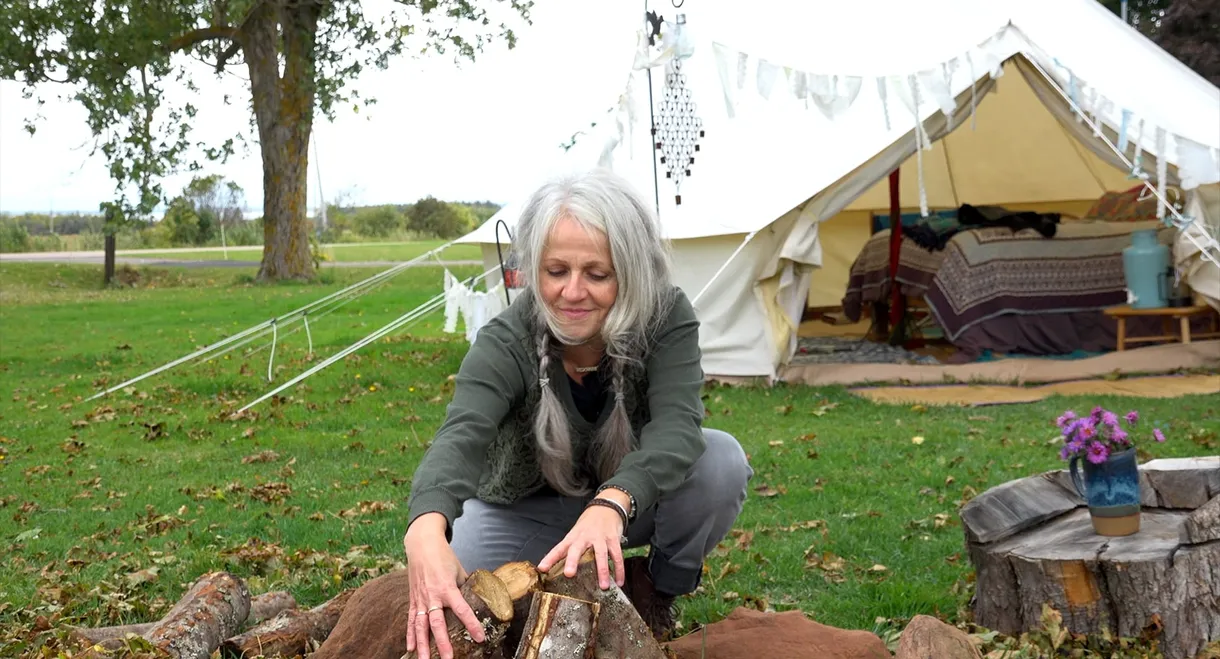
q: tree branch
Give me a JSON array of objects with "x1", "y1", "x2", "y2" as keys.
[{"x1": 167, "y1": 26, "x2": 239, "y2": 53}]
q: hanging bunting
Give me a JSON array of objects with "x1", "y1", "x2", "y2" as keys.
[
  {"x1": 1117, "y1": 109, "x2": 1132, "y2": 154},
  {"x1": 654, "y1": 55, "x2": 705, "y2": 205},
  {"x1": 877, "y1": 77, "x2": 892, "y2": 131},
  {"x1": 712, "y1": 42, "x2": 738, "y2": 118},
  {"x1": 1068, "y1": 72, "x2": 1082, "y2": 122},
  {"x1": 908, "y1": 74, "x2": 929, "y2": 217},
  {"x1": 790, "y1": 69, "x2": 809, "y2": 107},
  {"x1": 756, "y1": 59, "x2": 779, "y2": 99},
  {"x1": 1131, "y1": 118, "x2": 1146, "y2": 178},
  {"x1": 965, "y1": 52, "x2": 978, "y2": 131},
  {"x1": 1155, "y1": 127, "x2": 1169, "y2": 220}
]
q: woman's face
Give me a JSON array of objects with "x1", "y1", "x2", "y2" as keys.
[{"x1": 539, "y1": 216, "x2": 618, "y2": 343}]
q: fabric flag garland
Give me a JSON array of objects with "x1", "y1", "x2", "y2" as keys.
[
  {"x1": 877, "y1": 77, "x2": 892, "y2": 131},
  {"x1": 756, "y1": 59, "x2": 779, "y2": 99},
  {"x1": 1155, "y1": 127, "x2": 1169, "y2": 220},
  {"x1": 908, "y1": 74, "x2": 929, "y2": 217},
  {"x1": 1117, "y1": 108, "x2": 1132, "y2": 154}
]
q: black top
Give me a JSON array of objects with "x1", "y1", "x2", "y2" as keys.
[{"x1": 568, "y1": 369, "x2": 608, "y2": 423}]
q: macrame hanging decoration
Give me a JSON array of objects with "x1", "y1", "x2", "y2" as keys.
[{"x1": 653, "y1": 31, "x2": 704, "y2": 206}]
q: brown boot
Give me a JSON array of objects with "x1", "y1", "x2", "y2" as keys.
[{"x1": 621, "y1": 555, "x2": 678, "y2": 641}]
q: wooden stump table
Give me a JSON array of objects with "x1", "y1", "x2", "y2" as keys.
[{"x1": 960, "y1": 457, "x2": 1220, "y2": 659}]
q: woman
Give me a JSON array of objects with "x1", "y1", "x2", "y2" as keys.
[{"x1": 402, "y1": 168, "x2": 753, "y2": 659}]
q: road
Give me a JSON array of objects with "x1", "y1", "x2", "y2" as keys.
[{"x1": 0, "y1": 248, "x2": 481, "y2": 269}]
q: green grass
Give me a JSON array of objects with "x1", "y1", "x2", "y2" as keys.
[
  {"x1": 131, "y1": 240, "x2": 483, "y2": 263},
  {"x1": 1, "y1": 262, "x2": 1216, "y2": 656}
]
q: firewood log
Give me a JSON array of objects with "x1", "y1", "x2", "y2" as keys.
[
  {"x1": 404, "y1": 568, "x2": 516, "y2": 659},
  {"x1": 541, "y1": 552, "x2": 669, "y2": 659},
  {"x1": 69, "y1": 590, "x2": 297, "y2": 648},
  {"x1": 218, "y1": 589, "x2": 351, "y2": 658},
  {"x1": 76, "y1": 571, "x2": 251, "y2": 659},
  {"x1": 491, "y1": 561, "x2": 542, "y2": 652},
  {"x1": 511, "y1": 592, "x2": 599, "y2": 659}
]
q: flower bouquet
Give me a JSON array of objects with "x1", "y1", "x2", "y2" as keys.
[{"x1": 1056, "y1": 406, "x2": 1167, "y2": 537}]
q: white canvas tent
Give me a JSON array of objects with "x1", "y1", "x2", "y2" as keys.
[{"x1": 454, "y1": 0, "x2": 1220, "y2": 381}]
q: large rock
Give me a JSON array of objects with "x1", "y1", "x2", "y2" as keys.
[
  {"x1": 895, "y1": 614, "x2": 981, "y2": 659},
  {"x1": 311, "y1": 570, "x2": 412, "y2": 659},
  {"x1": 663, "y1": 607, "x2": 889, "y2": 659}
]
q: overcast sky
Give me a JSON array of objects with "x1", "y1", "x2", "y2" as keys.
[{"x1": 0, "y1": 1, "x2": 639, "y2": 215}]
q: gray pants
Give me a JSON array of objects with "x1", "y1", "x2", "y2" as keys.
[{"x1": 450, "y1": 428, "x2": 753, "y2": 596}]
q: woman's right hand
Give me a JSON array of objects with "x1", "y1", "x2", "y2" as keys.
[{"x1": 403, "y1": 513, "x2": 486, "y2": 659}]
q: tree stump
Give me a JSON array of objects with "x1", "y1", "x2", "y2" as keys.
[{"x1": 962, "y1": 457, "x2": 1220, "y2": 659}]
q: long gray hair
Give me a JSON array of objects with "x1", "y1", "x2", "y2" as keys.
[{"x1": 513, "y1": 168, "x2": 676, "y2": 496}]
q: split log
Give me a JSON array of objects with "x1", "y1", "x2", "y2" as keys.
[
  {"x1": 492, "y1": 561, "x2": 542, "y2": 652},
  {"x1": 511, "y1": 592, "x2": 599, "y2": 659},
  {"x1": 77, "y1": 571, "x2": 251, "y2": 659},
  {"x1": 69, "y1": 590, "x2": 297, "y2": 648},
  {"x1": 403, "y1": 568, "x2": 516, "y2": 659},
  {"x1": 965, "y1": 460, "x2": 1220, "y2": 659},
  {"x1": 541, "y1": 551, "x2": 669, "y2": 659},
  {"x1": 218, "y1": 589, "x2": 352, "y2": 658}
]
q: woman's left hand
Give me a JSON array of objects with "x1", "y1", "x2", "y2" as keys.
[{"x1": 537, "y1": 503, "x2": 625, "y2": 590}]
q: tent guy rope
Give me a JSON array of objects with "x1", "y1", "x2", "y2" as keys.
[
  {"x1": 86, "y1": 240, "x2": 463, "y2": 400},
  {"x1": 236, "y1": 265, "x2": 499, "y2": 413}
]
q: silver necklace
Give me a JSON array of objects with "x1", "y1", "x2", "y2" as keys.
[{"x1": 573, "y1": 365, "x2": 599, "y2": 373}]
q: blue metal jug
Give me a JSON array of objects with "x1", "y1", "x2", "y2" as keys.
[{"x1": 1122, "y1": 229, "x2": 1169, "y2": 309}]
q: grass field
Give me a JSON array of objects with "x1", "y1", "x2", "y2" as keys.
[
  {"x1": 1, "y1": 261, "x2": 1217, "y2": 656},
  {"x1": 132, "y1": 240, "x2": 483, "y2": 263}
]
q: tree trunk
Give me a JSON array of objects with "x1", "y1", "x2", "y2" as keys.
[
  {"x1": 103, "y1": 233, "x2": 116, "y2": 286},
  {"x1": 964, "y1": 458, "x2": 1220, "y2": 659},
  {"x1": 511, "y1": 592, "x2": 599, "y2": 659},
  {"x1": 219, "y1": 589, "x2": 350, "y2": 658},
  {"x1": 243, "y1": 2, "x2": 318, "y2": 282}
]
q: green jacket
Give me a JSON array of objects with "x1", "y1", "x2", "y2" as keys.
[{"x1": 406, "y1": 287, "x2": 707, "y2": 535}]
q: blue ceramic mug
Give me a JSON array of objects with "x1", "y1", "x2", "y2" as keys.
[{"x1": 1069, "y1": 447, "x2": 1141, "y2": 536}]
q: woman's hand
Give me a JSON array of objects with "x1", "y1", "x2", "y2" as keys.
[
  {"x1": 403, "y1": 513, "x2": 486, "y2": 659},
  {"x1": 537, "y1": 500, "x2": 626, "y2": 591}
]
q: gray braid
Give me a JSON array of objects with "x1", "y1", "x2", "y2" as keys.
[
  {"x1": 533, "y1": 328, "x2": 587, "y2": 496},
  {"x1": 590, "y1": 355, "x2": 632, "y2": 484}
]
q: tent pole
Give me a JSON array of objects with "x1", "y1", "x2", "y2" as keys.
[
  {"x1": 645, "y1": 0, "x2": 661, "y2": 218},
  {"x1": 887, "y1": 169, "x2": 902, "y2": 331}
]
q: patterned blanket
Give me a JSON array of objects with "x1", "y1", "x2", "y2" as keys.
[
  {"x1": 841, "y1": 229, "x2": 947, "y2": 321},
  {"x1": 925, "y1": 223, "x2": 1175, "y2": 341}
]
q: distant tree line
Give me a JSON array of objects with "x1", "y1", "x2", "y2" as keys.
[{"x1": 0, "y1": 175, "x2": 502, "y2": 253}]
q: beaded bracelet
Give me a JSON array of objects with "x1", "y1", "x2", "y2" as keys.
[
  {"x1": 585, "y1": 498, "x2": 629, "y2": 545},
  {"x1": 595, "y1": 484, "x2": 637, "y2": 521}
]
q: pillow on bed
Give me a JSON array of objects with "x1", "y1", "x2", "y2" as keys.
[{"x1": 1086, "y1": 185, "x2": 1180, "y2": 222}]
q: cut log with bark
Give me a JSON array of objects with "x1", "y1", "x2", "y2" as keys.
[
  {"x1": 541, "y1": 551, "x2": 669, "y2": 659},
  {"x1": 492, "y1": 561, "x2": 542, "y2": 653},
  {"x1": 219, "y1": 589, "x2": 351, "y2": 658},
  {"x1": 76, "y1": 571, "x2": 251, "y2": 659},
  {"x1": 512, "y1": 591, "x2": 599, "y2": 659},
  {"x1": 964, "y1": 459, "x2": 1220, "y2": 659},
  {"x1": 69, "y1": 590, "x2": 297, "y2": 649},
  {"x1": 403, "y1": 568, "x2": 517, "y2": 659}
]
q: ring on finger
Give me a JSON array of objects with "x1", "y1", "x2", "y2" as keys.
[
  {"x1": 427, "y1": 606, "x2": 442, "y2": 613},
  {"x1": 416, "y1": 610, "x2": 427, "y2": 616}
]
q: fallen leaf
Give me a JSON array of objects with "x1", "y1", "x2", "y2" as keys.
[
  {"x1": 768, "y1": 440, "x2": 784, "y2": 447},
  {"x1": 869, "y1": 564, "x2": 887, "y2": 572},
  {"x1": 912, "y1": 436, "x2": 925, "y2": 445}
]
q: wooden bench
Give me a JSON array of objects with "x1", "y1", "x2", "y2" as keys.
[{"x1": 1102, "y1": 303, "x2": 1220, "y2": 351}]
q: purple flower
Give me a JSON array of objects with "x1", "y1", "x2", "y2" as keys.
[
  {"x1": 1086, "y1": 441, "x2": 1110, "y2": 464},
  {"x1": 1066, "y1": 436, "x2": 1086, "y2": 453},
  {"x1": 1060, "y1": 445, "x2": 1073, "y2": 460},
  {"x1": 1090, "y1": 406, "x2": 1105, "y2": 422},
  {"x1": 1077, "y1": 418, "x2": 1097, "y2": 440},
  {"x1": 1153, "y1": 428, "x2": 1166, "y2": 443},
  {"x1": 1057, "y1": 411, "x2": 1078, "y2": 428},
  {"x1": 1101, "y1": 411, "x2": 1119, "y2": 428},
  {"x1": 1125, "y1": 410, "x2": 1139, "y2": 426},
  {"x1": 1111, "y1": 428, "x2": 1129, "y2": 444}
]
